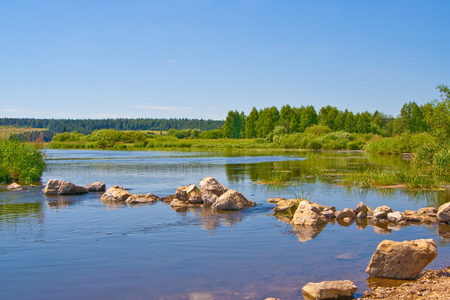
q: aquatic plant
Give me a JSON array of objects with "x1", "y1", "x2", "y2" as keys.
[{"x1": 0, "y1": 139, "x2": 47, "y2": 184}]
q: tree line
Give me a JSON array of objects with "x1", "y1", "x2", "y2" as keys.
[
  {"x1": 221, "y1": 85, "x2": 450, "y2": 139},
  {"x1": 0, "y1": 118, "x2": 224, "y2": 135}
]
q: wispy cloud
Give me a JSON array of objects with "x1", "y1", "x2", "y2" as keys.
[
  {"x1": 133, "y1": 105, "x2": 192, "y2": 111},
  {"x1": 0, "y1": 108, "x2": 19, "y2": 113},
  {"x1": 169, "y1": 59, "x2": 176, "y2": 63}
]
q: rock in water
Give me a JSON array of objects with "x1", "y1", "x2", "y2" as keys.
[
  {"x1": 175, "y1": 184, "x2": 203, "y2": 203},
  {"x1": 366, "y1": 239, "x2": 438, "y2": 279},
  {"x1": 291, "y1": 200, "x2": 327, "y2": 226},
  {"x1": 43, "y1": 179, "x2": 88, "y2": 195},
  {"x1": 199, "y1": 177, "x2": 228, "y2": 205},
  {"x1": 302, "y1": 280, "x2": 357, "y2": 299},
  {"x1": 373, "y1": 206, "x2": 393, "y2": 219},
  {"x1": 211, "y1": 190, "x2": 256, "y2": 210},
  {"x1": 85, "y1": 181, "x2": 106, "y2": 192},
  {"x1": 438, "y1": 202, "x2": 450, "y2": 223},
  {"x1": 100, "y1": 186, "x2": 132, "y2": 202},
  {"x1": 7, "y1": 182, "x2": 23, "y2": 190},
  {"x1": 273, "y1": 199, "x2": 300, "y2": 214},
  {"x1": 126, "y1": 193, "x2": 159, "y2": 204}
]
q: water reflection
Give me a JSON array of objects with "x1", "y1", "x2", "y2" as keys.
[
  {"x1": 170, "y1": 206, "x2": 244, "y2": 232},
  {"x1": 223, "y1": 151, "x2": 450, "y2": 208},
  {"x1": 292, "y1": 224, "x2": 327, "y2": 242},
  {"x1": 0, "y1": 201, "x2": 44, "y2": 230},
  {"x1": 438, "y1": 224, "x2": 450, "y2": 242},
  {"x1": 45, "y1": 196, "x2": 79, "y2": 209}
]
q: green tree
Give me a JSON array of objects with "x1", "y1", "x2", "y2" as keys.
[
  {"x1": 222, "y1": 110, "x2": 245, "y2": 139},
  {"x1": 245, "y1": 107, "x2": 259, "y2": 138},
  {"x1": 300, "y1": 105, "x2": 318, "y2": 132},
  {"x1": 278, "y1": 105, "x2": 294, "y2": 133},
  {"x1": 256, "y1": 106, "x2": 280, "y2": 138}
]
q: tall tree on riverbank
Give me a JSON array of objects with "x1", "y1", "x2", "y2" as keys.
[
  {"x1": 222, "y1": 110, "x2": 245, "y2": 139},
  {"x1": 256, "y1": 106, "x2": 280, "y2": 138},
  {"x1": 245, "y1": 107, "x2": 259, "y2": 138}
]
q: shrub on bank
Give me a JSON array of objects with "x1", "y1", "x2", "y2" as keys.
[{"x1": 0, "y1": 139, "x2": 47, "y2": 184}]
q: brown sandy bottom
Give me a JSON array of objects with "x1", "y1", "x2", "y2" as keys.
[{"x1": 360, "y1": 266, "x2": 450, "y2": 300}]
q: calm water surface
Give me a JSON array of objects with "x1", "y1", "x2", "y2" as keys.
[{"x1": 0, "y1": 149, "x2": 449, "y2": 300}]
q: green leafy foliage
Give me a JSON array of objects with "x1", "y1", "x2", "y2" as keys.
[{"x1": 0, "y1": 139, "x2": 47, "y2": 184}]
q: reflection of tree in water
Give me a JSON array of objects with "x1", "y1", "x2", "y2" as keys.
[
  {"x1": 224, "y1": 151, "x2": 449, "y2": 208},
  {"x1": 0, "y1": 201, "x2": 44, "y2": 230},
  {"x1": 171, "y1": 206, "x2": 243, "y2": 232}
]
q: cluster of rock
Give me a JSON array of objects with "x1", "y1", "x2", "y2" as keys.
[
  {"x1": 41, "y1": 177, "x2": 255, "y2": 211},
  {"x1": 43, "y1": 179, "x2": 105, "y2": 195},
  {"x1": 361, "y1": 266, "x2": 450, "y2": 299},
  {"x1": 264, "y1": 238, "x2": 439, "y2": 300},
  {"x1": 169, "y1": 177, "x2": 256, "y2": 210},
  {"x1": 270, "y1": 197, "x2": 450, "y2": 227}
]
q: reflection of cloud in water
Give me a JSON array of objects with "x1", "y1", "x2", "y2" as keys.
[
  {"x1": 189, "y1": 292, "x2": 214, "y2": 300},
  {"x1": 171, "y1": 206, "x2": 243, "y2": 232},
  {"x1": 292, "y1": 224, "x2": 327, "y2": 242}
]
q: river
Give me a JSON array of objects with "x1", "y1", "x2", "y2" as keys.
[{"x1": 0, "y1": 149, "x2": 449, "y2": 299}]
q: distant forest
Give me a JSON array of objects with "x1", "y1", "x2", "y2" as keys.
[{"x1": 0, "y1": 118, "x2": 225, "y2": 135}]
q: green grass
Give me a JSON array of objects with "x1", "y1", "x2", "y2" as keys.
[
  {"x1": 0, "y1": 126, "x2": 47, "y2": 139},
  {"x1": 338, "y1": 168, "x2": 441, "y2": 189},
  {"x1": 0, "y1": 139, "x2": 48, "y2": 184}
]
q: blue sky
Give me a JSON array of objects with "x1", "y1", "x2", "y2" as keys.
[{"x1": 0, "y1": 0, "x2": 449, "y2": 120}]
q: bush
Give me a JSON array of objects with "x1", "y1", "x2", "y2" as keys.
[
  {"x1": 304, "y1": 125, "x2": 332, "y2": 136},
  {"x1": 0, "y1": 139, "x2": 48, "y2": 183},
  {"x1": 433, "y1": 148, "x2": 450, "y2": 174}
]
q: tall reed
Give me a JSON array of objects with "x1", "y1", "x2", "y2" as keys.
[{"x1": 0, "y1": 139, "x2": 48, "y2": 184}]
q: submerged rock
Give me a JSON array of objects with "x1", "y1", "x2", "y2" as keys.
[
  {"x1": 199, "y1": 177, "x2": 228, "y2": 205},
  {"x1": 126, "y1": 193, "x2": 159, "y2": 204},
  {"x1": 85, "y1": 181, "x2": 106, "y2": 192},
  {"x1": 267, "y1": 197, "x2": 286, "y2": 203},
  {"x1": 43, "y1": 179, "x2": 88, "y2": 195},
  {"x1": 211, "y1": 190, "x2": 256, "y2": 210},
  {"x1": 7, "y1": 182, "x2": 23, "y2": 190},
  {"x1": 366, "y1": 239, "x2": 437, "y2": 279},
  {"x1": 302, "y1": 280, "x2": 357, "y2": 300},
  {"x1": 100, "y1": 186, "x2": 132, "y2": 202},
  {"x1": 291, "y1": 200, "x2": 327, "y2": 226}
]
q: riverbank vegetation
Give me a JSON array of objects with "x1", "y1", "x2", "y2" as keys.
[
  {"x1": 4, "y1": 85, "x2": 450, "y2": 189},
  {"x1": 0, "y1": 139, "x2": 47, "y2": 184}
]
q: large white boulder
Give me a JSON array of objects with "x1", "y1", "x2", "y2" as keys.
[
  {"x1": 366, "y1": 239, "x2": 438, "y2": 279},
  {"x1": 291, "y1": 200, "x2": 327, "y2": 226},
  {"x1": 302, "y1": 280, "x2": 357, "y2": 299},
  {"x1": 199, "y1": 177, "x2": 228, "y2": 205},
  {"x1": 211, "y1": 190, "x2": 256, "y2": 210},
  {"x1": 43, "y1": 179, "x2": 88, "y2": 195}
]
